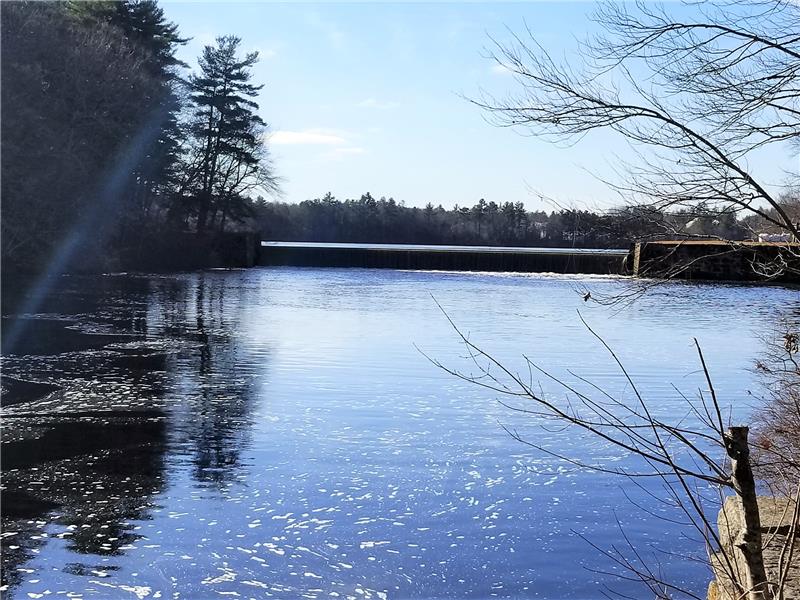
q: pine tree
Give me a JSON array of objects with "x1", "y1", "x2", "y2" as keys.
[
  {"x1": 70, "y1": 0, "x2": 188, "y2": 233},
  {"x1": 184, "y1": 36, "x2": 276, "y2": 233}
]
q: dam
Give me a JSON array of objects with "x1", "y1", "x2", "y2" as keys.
[{"x1": 259, "y1": 241, "x2": 629, "y2": 274}]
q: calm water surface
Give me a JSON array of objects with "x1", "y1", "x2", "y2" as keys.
[{"x1": 1, "y1": 268, "x2": 798, "y2": 599}]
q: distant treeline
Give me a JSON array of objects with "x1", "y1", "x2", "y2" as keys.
[
  {"x1": 254, "y1": 193, "x2": 758, "y2": 248},
  {"x1": 2, "y1": 1, "x2": 275, "y2": 274}
]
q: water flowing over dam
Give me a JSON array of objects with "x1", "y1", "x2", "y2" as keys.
[{"x1": 259, "y1": 242, "x2": 630, "y2": 274}]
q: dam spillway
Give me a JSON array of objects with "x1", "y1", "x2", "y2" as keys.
[{"x1": 259, "y1": 241, "x2": 630, "y2": 275}]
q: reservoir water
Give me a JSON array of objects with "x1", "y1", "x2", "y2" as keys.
[{"x1": 2, "y1": 268, "x2": 798, "y2": 599}]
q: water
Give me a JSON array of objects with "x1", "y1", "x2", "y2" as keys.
[{"x1": 1, "y1": 268, "x2": 797, "y2": 599}]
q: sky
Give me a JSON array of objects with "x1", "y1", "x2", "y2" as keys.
[{"x1": 161, "y1": 1, "x2": 797, "y2": 211}]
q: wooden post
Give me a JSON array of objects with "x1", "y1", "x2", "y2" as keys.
[
  {"x1": 726, "y1": 426, "x2": 771, "y2": 600},
  {"x1": 631, "y1": 242, "x2": 642, "y2": 277}
]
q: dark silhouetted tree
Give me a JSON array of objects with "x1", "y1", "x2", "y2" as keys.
[{"x1": 182, "y1": 36, "x2": 277, "y2": 233}]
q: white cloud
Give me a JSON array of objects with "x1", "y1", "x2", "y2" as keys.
[
  {"x1": 357, "y1": 98, "x2": 400, "y2": 110},
  {"x1": 269, "y1": 129, "x2": 366, "y2": 161},
  {"x1": 270, "y1": 130, "x2": 347, "y2": 146}
]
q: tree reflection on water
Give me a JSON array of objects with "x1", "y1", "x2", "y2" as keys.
[{"x1": 1, "y1": 273, "x2": 265, "y2": 594}]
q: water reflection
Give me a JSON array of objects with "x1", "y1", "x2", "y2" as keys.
[
  {"x1": 170, "y1": 275, "x2": 263, "y2": 486},
  {"x1": 1, "y1": 273, "x2": 267, "y2": 594}
]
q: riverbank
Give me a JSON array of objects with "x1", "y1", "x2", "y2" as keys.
[
  {"x1": 709, "y1": 496, "x2": 800, "y2": 600},
  {"x1": 117, "y1": 231, "x2": 261, "y2": 272},
  {"x1": 1, "y1": 231, "x2": 261, "y2": 283}
]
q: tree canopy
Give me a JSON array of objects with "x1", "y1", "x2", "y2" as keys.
[{"x1": 1, "y1": 2, "x2": 277, "y2": 274}]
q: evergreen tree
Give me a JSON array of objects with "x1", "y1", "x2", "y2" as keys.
[
  {"x1": 184, "y1": 36, "x2": 276, "y2": 233},
  {"x1": 70, "y1": 0, "x2": 188, "y2": 234},
  {"x1": 70, "y1": 1, "x2": 187, "y2": 76}
]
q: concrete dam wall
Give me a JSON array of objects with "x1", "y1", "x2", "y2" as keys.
[
  {"x1": 629, "y1": 240, "x2": 800, "y2": 283},
  {"x1": 259, "y1": 242, "x2": 630, "y2": 275}
]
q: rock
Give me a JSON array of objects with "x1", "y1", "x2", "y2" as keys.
[{"x1": 709, "y1": 495, "x2": 800, "y2": 599}]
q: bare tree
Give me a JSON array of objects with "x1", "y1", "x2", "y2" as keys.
[
  {"x1": 458, "y1": 6, "x2": 800, "y2": 592},
  {"x1": 425, "y1": 303, "x2": 799, "y2": 599},
  {"x1": 474, "y1": 0, "x2": 800, "y2": 279},
  {"x1": 753, "y1": 324, "x2": 800, "y2": 497}
]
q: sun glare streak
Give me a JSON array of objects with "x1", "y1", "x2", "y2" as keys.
[{"x1": 3, "y1": 109, "x2": 168, "y2": 355}]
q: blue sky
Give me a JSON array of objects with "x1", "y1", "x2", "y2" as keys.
[{"x1": 161, "y1": 1, "x2": 796, "y2": 211}]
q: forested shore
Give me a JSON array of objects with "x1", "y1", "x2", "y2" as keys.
[
  {"x1": 253, "y1": 194, "x2": 758, "y2": 249},
  {"x1": 2, "y1": 1, "x2": 274, "y2": 275}
]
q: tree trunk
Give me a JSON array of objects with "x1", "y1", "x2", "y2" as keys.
[{"x1": 726, "y1": 426, "x2": 772, "y2": 600}]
